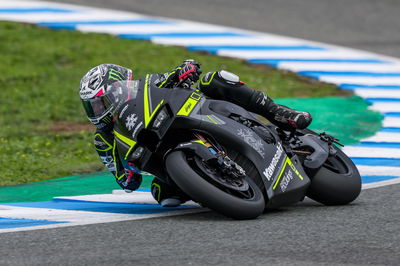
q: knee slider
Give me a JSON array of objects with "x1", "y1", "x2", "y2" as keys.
[
  {"x1": 218, "y1": 70, "x2": 240, "y2": 84},
  {"x1": 200, "y1": 70, "x2": 240, "y2": 87},
  {"x1": 151, "y1": 178, "x2": 187, "y2": 204},
  {"x1": 199, "y1": 71, "x2": 244, "y2": 100}
]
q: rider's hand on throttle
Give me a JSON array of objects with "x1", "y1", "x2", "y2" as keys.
[{"x1": 177, "y1": 59, "x2": 202, "y2": 87}]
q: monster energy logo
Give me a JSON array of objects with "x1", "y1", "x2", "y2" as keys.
[
  {"x1": 102, "y1": 115, "x2": 112, "y2": 123},
  {"x1": 108, "y1": 69, "x2": 124, "y2": 81}
]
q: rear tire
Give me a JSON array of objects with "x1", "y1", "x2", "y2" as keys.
[
  {"x1": 165, "y1": 151, "x2": 265, "y2": 219},
  {"x1": 306, "y1": 145, "x2": 361, "y2": 205}
]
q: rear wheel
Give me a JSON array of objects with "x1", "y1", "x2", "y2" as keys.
[
  {"x1": 306, "y1": 142, "x2": 361, "y2": 205},
  {"x1": 165, "y1": 151, "x2": 265, "y2": 219}
]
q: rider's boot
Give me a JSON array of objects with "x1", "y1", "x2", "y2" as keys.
[
  {"x1": 252, "y1": 92, "x2": 312, "y2": 131},
  {"x1": 199, "y1": 70, "x2": 312, "y2": 131},
  {"x1": 160, "y1": 198, "x2": 182, "y2": 207}
]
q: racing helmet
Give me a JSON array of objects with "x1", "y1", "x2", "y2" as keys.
[{"x1": 79, "y1": 64, "x2": 133, "y2": 128}]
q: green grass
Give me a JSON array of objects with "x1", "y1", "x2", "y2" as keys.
[{"x1": 0, "y1": 21, "x2": 378, "y2": 186}]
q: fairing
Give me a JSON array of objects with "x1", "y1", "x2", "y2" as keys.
[{"x1": 112, "y1": 76, "x2": 310, "y2": 208}]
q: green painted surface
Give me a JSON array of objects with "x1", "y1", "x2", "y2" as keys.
[
  {"x1": 0, "y1": 172, "x2": 154, "y2": 203},
  {"x1": 276, "y1": 96, "x2": 383, "y2": 145}
]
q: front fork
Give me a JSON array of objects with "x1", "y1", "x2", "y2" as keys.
[
  {"x1": 192, "y1": 132, "x2": 220, "y2": 156},
  {"x1": 169, "y1": 132, "x2": 246, "y2": 178},
  {"x1": 192, "y1": 133, "x2": 246, "y2": 178}
]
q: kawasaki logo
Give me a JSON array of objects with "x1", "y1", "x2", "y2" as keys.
[{"x1": 263, "y1": 143, "x2": 284, "y2": 181}]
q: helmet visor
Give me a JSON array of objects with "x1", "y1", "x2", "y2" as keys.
[
  {"x1": 82, "y1": 93, "x2": 115, "y2": 120},
  {"x1": 81, "y1": 80, "x2": 139, "y2": 123}
]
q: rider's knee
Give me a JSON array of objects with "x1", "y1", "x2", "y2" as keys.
[
  {"x1": 151, "y1": 178, "x2": 189, "y2": 206},
  {"x1": 199, "y1": 71, "x2": 255, "y2": 104}
]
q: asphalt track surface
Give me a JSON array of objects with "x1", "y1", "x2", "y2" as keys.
[{"x1": 3, "y1": 1, "x2": 400, "y2": 265}]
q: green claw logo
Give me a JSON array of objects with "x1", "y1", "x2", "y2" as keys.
[{"x1": 109, "y1": 69, "x2": 124, "y2": 81}]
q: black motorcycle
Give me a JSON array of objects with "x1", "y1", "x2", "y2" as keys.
[{"x1": 111, "y1": 77, "x2": 361, "y2": 219}]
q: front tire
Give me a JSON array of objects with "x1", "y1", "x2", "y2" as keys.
[{"x1": 165, "y1": 151, "x2": 265, "y2": 219}]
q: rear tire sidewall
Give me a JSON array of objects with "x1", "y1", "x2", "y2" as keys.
[
  {"x1": 306, "y1": 145, "x2": 362, "y2": 205},
  {"x1": 165, "y1": 151, "x2": 265, "y2": 219}
]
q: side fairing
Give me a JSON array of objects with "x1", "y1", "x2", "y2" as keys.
[{"x1": 192, "y1": 99, "x2": 310, "y2": 206}]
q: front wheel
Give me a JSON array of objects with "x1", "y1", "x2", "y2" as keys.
[{"x1": 165, "y1": 151, "x2": 265, "y2": 219}]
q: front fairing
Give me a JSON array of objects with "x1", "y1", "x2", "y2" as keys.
[{"x1": 112, "y1": 75, "x2": 199, "y2": 172}]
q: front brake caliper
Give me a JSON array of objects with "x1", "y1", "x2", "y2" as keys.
[{"x1": 215, "y1": 153, "x2": 246, "y2": 178}]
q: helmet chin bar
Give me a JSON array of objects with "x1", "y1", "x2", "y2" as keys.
[{"x1": 91, "y1": 112, "x2": 114, "y2": 129}]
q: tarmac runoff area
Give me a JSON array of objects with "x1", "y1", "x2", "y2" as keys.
[{"x1": 0, "y1": 0, "x2": 400, "y2": 234}]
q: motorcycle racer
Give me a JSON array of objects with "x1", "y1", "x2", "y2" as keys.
[{"x1": 79, "y1": 60, "x2": 312, "y2": 207}]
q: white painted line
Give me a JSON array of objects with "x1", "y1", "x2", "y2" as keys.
[
  {"x1": 151, "y1": 36, "x2": 307, "y2": 46},
  {"x1": 0, "y1": 205, "x2": 205, "y2": 234},
  {"x1": 317, "y1": 76, "x2": 400, "y2": 86},
  {"x1": 0, "y1": 191, "x2": 203, "y2": 233},
  {"x1": 354, "y1": 89, "x2": 400, "y2": 99},
  {"x1": 357, "y1": 165, "x2": 400, "y2": 176},
  {"x1": 362, "y1": 132, "x2": 400, "y2": 142},
  {"x1": 342, "y1": 146, "x2": 400, "y2": 158},
  {"x1": 277, "y1": 62, "x2": 400, "y2": 72},
  {"x1": 77, "y1": 22, "x2": 230, "y2": 34},
  {"x1": 217, "y1": 49, "x2": 378, "y2": 60},
  {"x1": 0, "y1": 12, "x2": 144, "y2": 23},
  {"x1": 0, "y1": 0, "x2": 72, "y2": 8},
  {"x1": 57, "y1": 191, "x2": 155, "y2": 203},
  {"x1": 0, "y1": 205, "x2": 140, "y2": 224},
  {"x1": 362, "y1": 177, "x2": 400, "y2": 190},
  {"x1": 55, "y1": 192, "x2": 199, "y2": 206},
  {"x1": 369, "y1": 103, "x2": 400, "y2": 113},
  {"x1": 383, "y1": 117, "x2": 400, "y2": 128},
  {"x1": 0, "y1": 0, "x2": 129, "y2": 13}
]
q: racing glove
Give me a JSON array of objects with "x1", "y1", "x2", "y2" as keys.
[
  {"x1": 177, "y1": 59, "x2": 202, "y2": 88},
  {"x1": 116, "y1": 171, "x2": 142, "y2": 193},
  {"x1": 156, "y1": 59, "x2": 201, "y2": 88}
]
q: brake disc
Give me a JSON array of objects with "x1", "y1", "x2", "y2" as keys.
[{"x1": 194, "y1": 156, "x2": 249, "y2": 192}]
